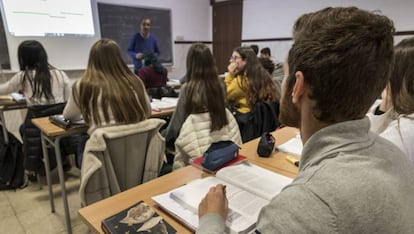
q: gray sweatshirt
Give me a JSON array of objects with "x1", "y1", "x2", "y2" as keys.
[{"x1": 197, "y1": 118, "x2": 414, "y2": 233}]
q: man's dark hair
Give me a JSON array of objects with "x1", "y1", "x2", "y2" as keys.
[
  {"x1": 250, "y1": 44, "x2": 259, "y2": 55},
  {"x1": 287, "y1": 7, "x2": 394, "y2": 123},
  {"x1": 259, "y1": 57, "x2": 275, "y2": 75},
  {"x1": 260, "y1": 47, "x2": 271, "y2": 56}
]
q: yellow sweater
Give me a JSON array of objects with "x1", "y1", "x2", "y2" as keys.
[{"x1": 224, "y1": 72, "x2": 250, "y2": 113}]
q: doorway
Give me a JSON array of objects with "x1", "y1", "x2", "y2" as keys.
[{"x1": 212, "y1": 0, "x2": 243, "y2": 74}]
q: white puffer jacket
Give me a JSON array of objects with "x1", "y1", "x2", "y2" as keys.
[{"x1": 173, "y1": 109, "x2": 242, "y2": 170}]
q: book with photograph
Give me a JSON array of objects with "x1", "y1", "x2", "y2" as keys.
[
  {"x1": 101, "y1": 200, "x2": 177, "y2": 234},
  {"x1": 152, "y1": 163, "x2": 293, "y2": 234}
]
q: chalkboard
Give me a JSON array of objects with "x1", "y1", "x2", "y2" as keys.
[
  {"x1": 97, "y1": 3, "x2": 172, "y2": 65},
  {"x1": 0, "y1": 10, "x2": 11, "y2": 69}
]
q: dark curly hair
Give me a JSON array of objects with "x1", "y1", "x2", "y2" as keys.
[{"x1": 287, "y1": 7, "x2": 395, "y2": 123}]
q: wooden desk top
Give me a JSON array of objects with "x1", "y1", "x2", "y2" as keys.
[
  {"x1": 151, "y1": 108, "x2": 174, "y2": 118},
  {"x1": 0, "y1": 99, "x2": 27, "y2": 110},
  {"x1": 79, "y1": 166, "x2": 206, "y2": 234},
  {"x1": 31, "y1": 117, "x2": 88, "y2": 137},
  {"x1": 78, "y1": 127, "x2": 301, "y2": 234},
  {"x1": 241, "y1": 127, "x2": 300, "y2": 178},
  {"x1": 31, "y1": 108, "x2": 174, "y2": 137}
]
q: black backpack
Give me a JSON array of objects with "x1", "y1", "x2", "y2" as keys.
[{"x1": 0, "y1": 126, "x2": 25, "y2": 190}]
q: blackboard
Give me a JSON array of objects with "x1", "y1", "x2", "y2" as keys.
[
  {"x1": 97, "y1": 3, "x2": 172, "y2": 65},
  {"x1": 0, "y1": 10, "x2": 11, "y2": 69}
]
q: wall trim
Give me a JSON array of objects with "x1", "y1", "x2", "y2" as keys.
[
  {"x1": 174, "y1": 31, "x2": 414, "y2": 45},
  {"x1": 174, "y1": 41, "x2": 212, "y2": 44},
  {"x1": 394, "y1": 30, "x2": 414, "y2": 36}
]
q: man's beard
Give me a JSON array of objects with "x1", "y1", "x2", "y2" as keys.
[{"x1": 279, "y1": 85, "x2": 301, "y2": 128}]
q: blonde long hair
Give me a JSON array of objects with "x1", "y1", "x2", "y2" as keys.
[{"x1": 74, "y1": 39, "x2": 150, "y2": 125}]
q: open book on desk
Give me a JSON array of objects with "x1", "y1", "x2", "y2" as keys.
[
  {"x1": 152, "y1": 163, "x2": 293, "y2": 234},
  {"x1": 150, "y1": 97, "x2": 178, "y2": 112},
  {"x1": 277, "y1": 134, "x2": 303, "y2": 157}
]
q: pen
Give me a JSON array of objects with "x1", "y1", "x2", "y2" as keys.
[{"x1": 286, "y1": 155, "x2": 299, "y2": 167}]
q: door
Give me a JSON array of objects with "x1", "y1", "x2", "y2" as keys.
[{"x1": 212, "y1": 0, "x2": 243, "y2": 74}]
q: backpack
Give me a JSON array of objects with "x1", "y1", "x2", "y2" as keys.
[{"x1": 0, "y1": 126, "x2": 25, "y2": 190}]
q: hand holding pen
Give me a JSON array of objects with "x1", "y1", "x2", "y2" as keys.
[{"x1": 198, "y1": 184, "x2": 228, "y2": 220}]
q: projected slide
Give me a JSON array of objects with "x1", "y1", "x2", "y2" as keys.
[{"x1": 1, "y1": 0, "x2": 95, "y2": 36}]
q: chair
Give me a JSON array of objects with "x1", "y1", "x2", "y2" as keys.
[
  {"x1": 79, "y1": 118, "x2": 166, "y2": 206},
  {"x1": 20, "y1": 103, "x2": 73, "y2": 176},
  {"x1": 236, "y1": 101, "x2": 280, "y2": 143}
]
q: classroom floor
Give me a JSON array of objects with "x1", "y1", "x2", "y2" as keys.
[
  {"x1": 0, "y1": 109, "x2": 91, "y2": 233},
  {"x1": 0, "y1": 168, "x2": 91, "y2": 234}
]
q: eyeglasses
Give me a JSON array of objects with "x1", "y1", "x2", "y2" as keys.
[
  {"x1": 142, "y1": 23, "x2": 151, "y2": 26},
  {"x1": 230, "y1": 55, "x2": 241, "y2": 61}
]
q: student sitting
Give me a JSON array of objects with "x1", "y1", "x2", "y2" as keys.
[
  {"x1": 368, "y1": 37, "x2": 414, "y2": 163},
  {"x1": 0, "y1": 40, "x2": 72, "y2": 177},
  {"x1": 164, "y1": 43, "x2": 242, "y2": 170},
  {"x1": 225, "y1": 46, "x2": 279, "y2": 142},
  {"x1": 197, "y1": 7, "x2": 414, "y2": 233},
  {"x1": 63, "y1": 39, "x2": 151, "y2": 167},
  {"x1": 138, "y1": 52, "x2": 168, "y2": 89}
]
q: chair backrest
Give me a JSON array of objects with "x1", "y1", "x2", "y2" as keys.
[
  {"x1": 104, "y1": 130, "x2": 153, "y2": 191},
  {"x1": 80, "y1": 119, "x2": 166, "y2": 206}
]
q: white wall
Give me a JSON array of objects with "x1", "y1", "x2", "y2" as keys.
[
  {"x1": 2, "y1": 0, "x2": 413, "y2": 77},
  {"x1": 1, "y1": 0, "x2": 212, "y2": 77},
  {"x1": 242, "y1": 0, "x2": 414, "y2": 62}
]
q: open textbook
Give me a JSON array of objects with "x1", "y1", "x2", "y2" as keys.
[
  {"x1": 277, "y1": 133, "x2": 303, "y2": 156},
  {"x1": 152, "y1": 163, "x2": 293, "y2": 234}
]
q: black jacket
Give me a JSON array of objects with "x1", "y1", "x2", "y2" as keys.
[
  {"x1": 236, "y1": 101, "x2": 279, "y2": 143},
  {"x1": 21, "y1": 103, "x2": 70, "y2": 173}
]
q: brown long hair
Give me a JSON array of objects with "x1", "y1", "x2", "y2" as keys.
[
  {"x1": 234, "y1": 47, "x2": 277, "y2": 108},
  {"x1": 74, "y1": 39, "x2": 150, "y2": 125},
  {"x1": 184, "y1": 43, "x2": 228, "y2": 131}
]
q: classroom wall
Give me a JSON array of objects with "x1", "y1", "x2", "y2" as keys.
[
  {"x1": 242, "y1": 0, "x2": 414, "y2": 63},
  {"x1": 1, "y1": 0, "x2": 212, "y2": 80},
  {"x1": 2, "y1": 0, "x2": 413, "y2": 79}
]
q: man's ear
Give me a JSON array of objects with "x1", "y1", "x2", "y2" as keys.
[{"x1": 292, "y1": 71, "x2": 305, "y2": 104}]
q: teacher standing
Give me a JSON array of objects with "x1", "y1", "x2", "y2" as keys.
[{"x1": 127, "y1": 17, "x2": 160, "y2": 74}]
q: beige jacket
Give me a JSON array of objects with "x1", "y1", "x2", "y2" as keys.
[
  {"x1": 79, "y1": 119, "x2": 166, "y2": 206},
  {"x1": 173, "y1": 109, "x2": 242, "y2": 170}
]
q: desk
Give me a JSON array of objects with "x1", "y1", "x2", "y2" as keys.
[
  {"x1": 151, "y1": 108, "x2": 174, "y2": 118},
  {"x1": 240, "y1": 127, "x2": 299, "y2": 178},
  {"x1": 32, "y1": 117, "x2": 88, "y2": 234},
  {"x1": 78, "y1": 128, "x2": 300, "y2": 233},
  {"x1": 32, "y1": 110, "x2": 174, "y2": 234},
  {"x1": 0, "y1": 99, "x2": 26, "y2": 143}
]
